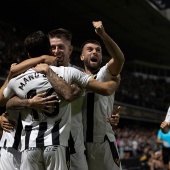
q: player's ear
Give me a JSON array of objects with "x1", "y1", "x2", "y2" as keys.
[
  {"x1": 69, "y1": 45, "x2": 73, "y2": 55},
  {"x1": 80, "y1": 54, "x2": 84, "y2": 61}
]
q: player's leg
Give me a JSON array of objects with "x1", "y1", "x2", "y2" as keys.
[
  {"x1": 20, "y1": 147, "x2": 44, "y2": 170},
  {"x1": 69, "y1": 130, "x2": 88, "y2": 170},
  {"x1": 0, "y1": 147, "x2": 21, "y2": 170},
  {"x1": 70, "y1": 151, "x2": 88, "y2": 170},
  {"x1": 105, "y1": 137, "x2": 122, "y2": 170},
  {"x1": 86, "y1": 139, "x2": 122, "y2": 170},
  {"x1": 44, "y1": 145, "x2": 70, "y2": 170}
]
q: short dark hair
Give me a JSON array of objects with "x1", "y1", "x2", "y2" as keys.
[
  {"x1": 81, "y1": 40, "x2": 101, "y2": 50},
  {"x1": 24, "y1": 30, "x2": 50, "y2": 57},
  {"x1": 48, "y1": 28, "x2": 72, "y2": 42}
]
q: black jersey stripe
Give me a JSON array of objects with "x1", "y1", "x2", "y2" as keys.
[
  {"x1": 86, "y1": 74, "x2": 97, "y2": 142},
  {"x1": 51, "y1": 119, "x2": 61, "y2": 145},
  {"x1": 12, "y1": 113, "x2": 23, "y2": 150},
  {"x1": 25, "y1": 125, "x2": 33, "y2": 149},
  {"x1": 36, "y1": 122, "x2": 47, "y2": 147},
  {"x1": 69, "y1": 132, "x2": 76, "y2": 154}
]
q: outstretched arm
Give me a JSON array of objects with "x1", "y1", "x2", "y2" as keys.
[{"x1": 92, "y1": 21, "x2": 125, "y2": 76}]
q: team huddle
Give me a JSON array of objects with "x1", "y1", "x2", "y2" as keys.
[{"x1": 0, "y1": 21, "x2": 125, "y2": 170}]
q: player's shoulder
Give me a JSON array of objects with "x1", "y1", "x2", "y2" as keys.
[
  {"x1": 50, "y1": 65, "x2": 64, "y2": 71},
  {"x1": 69, "y1": 63, "x2": 85, "y2": 72}
]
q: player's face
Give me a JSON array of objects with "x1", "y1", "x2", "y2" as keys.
[
  {"x1": 49, "y1": 37, "x2": 73, "y2": 67},
  {"x1": 81, "y1": 43, "x2": 102, "y2": 73}
]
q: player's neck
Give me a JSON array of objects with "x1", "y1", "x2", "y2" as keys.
[{"x1": 85, "y1": 68, "x2": 100, "y2": 75}]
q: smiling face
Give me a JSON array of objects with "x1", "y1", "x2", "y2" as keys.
[
  {"x1": 48, "y1": 28, "x2": 73, "y2": 67},
  {"x1": 49, "y1": 37, "x2": 73, "y2": 67},
  {"x1": 81, "y1": 42, "x2": 102, "y2": 74}
]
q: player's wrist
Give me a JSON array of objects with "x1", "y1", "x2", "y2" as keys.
[
  {"x1": 40, "y1": 55, "x2": 47, "y2": 63},
  {"x1": 28, "y1": 99, "x2": 33, "y2": 108},
  {"x1": 45, "y1": 66, "x2": 53, "y2": 77}
]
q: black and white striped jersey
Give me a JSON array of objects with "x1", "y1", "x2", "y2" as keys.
[
  {"x1": 0, "y1": 110, "x2": 22, "y2": 150},
  {"x1": 4, "y1": 66, "x2": 91, "y2": 151},
  {"x1": 68, "y1": 64, "x2": 86, "y2": 153},
  {"x1": 70, "y1": 95, "x2": 86, "y2": 153},
  {"x1": 82, "y1": 64, "x2": 116, "y2": 143}
]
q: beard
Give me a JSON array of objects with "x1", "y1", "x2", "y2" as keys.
[{"x1": 84, "y1": 60, "x2": 100, "y2": 73}]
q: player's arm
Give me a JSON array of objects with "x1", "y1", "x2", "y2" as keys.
[
  {"x1": 160, "y1": 121, "x2": 170, "y2": 134},
  {"x1": 92, "y1": 21, "x2": 125, "y2": 76},
  {"x1": 0, "y1": 56, "x2": 56, "y2": 106},
  {"x1": 32, "y1": 64, "x2": 82, "y2": 102},
  {"x1": 0, "y1": 75, "x2": 12, "y2": 106},
  {"x1": 10, "y1": 55, "x2": 57, "y2": 76},
  {"x1": 0, "y1": 64, "x2": 16, "y2": 106},
  {"x1": 85, "y1": 74, "x2": 120, "y2": 96},
  {"x1": 6, "y1": 92, "x2": 58, "y2": 112},
  {"x1": 33, "y1": 63, "x2": 118, "y2": 97},
  {"x1": 160, "y1": 107, "x2": 170, "y2": 133},
  {"x1": 0, "y1": 112, "x2": 14, "y2": 133}
]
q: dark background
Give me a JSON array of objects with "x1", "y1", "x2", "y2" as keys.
[
  {"x1": 0, "y1": 0, "x2": 170, "y2": 123},
  {"x1": 0, "y1": 0, "x2": 170, "y2": 66}
]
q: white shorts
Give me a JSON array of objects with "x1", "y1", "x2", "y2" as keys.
[
  {"x1": 0, "y1": 147, "x2": 21, "y2": 170},
  {"x1": 85, "y1": 138, "x2": 122, "y2": 170},
  {"x1": 70, "y1": 150, "x2": 88, "y2": 170},
  {"x1": 20, "y1": 145, "x2": 70, "y2": 170}
]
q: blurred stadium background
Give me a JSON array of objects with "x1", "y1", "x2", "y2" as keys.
[{"x1": 0, "y1": 0, "x2": 170, "y2": 169}]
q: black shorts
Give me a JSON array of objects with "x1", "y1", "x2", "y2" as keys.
[{"x1": 162, "y1": 147, "x2": 170, "y2": 164}]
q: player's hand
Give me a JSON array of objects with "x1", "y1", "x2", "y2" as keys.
[
  {"x1": 160, "y1": 121, "x2": 170, "y2": 134},
  {"x1": 70, "y1": 83, "x2": 83, "y2": 99},
  {"x1": 29, "y1": 92, "x2": 59, "y2": 112},
  {"x1": 92, "y1": 21, "x2": 105, "y2": 36},
  {"x1": 41, "y1": 55, "x2": 57, "y2": 66},
  {"x1": 32, "y1": 63, "x2": 49, "y2": 75},
  {"x1": 107, "y1": 106, "x2": 121, "y2": 127},
  {"x1": 10, "y1": 63, "x2": 18, "y2": 68},
  {"x1": 8, "y1": 63, "x2": 18, "y2": 79},
  {"x1": 0, "y1": 112, "x2": 14, "y2": 132}
]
